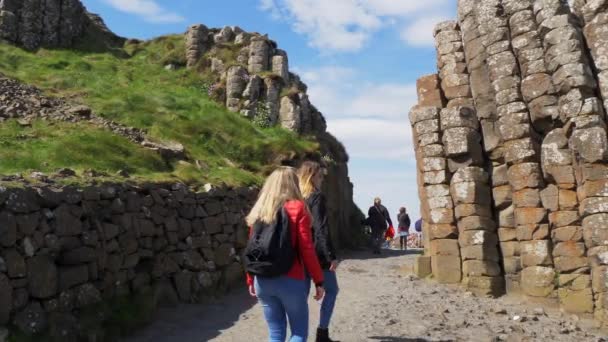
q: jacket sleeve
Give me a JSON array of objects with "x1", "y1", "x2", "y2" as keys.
[
  {"x1": 384, "y1": 206, "x2": 393, "y2": 226},
  {"x1": 405, "y1": 214, "x2": 411, "y2": 228},
  {"x1": 311, "y1": 194, "x2": 337, "y2": 261},
  {"x1": 295, "y1": 202, "x2": 324, "y2": 286}
]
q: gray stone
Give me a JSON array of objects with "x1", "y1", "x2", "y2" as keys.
[
  {"x1": 0, "y1": 274, "x2": 11, "y2": 324},
  {"x1": 28, "y1": 255, "x2": 58, "y2": 299},
  {"x1": 14, "y1": 302, "x2": 47, "y2": 335}
]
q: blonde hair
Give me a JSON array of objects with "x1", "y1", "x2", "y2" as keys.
[
  {"x1": 298, "y1": 161, "x2": 322, "y2": 199},
  {"x1": 246, "y1": 166, "x2": 304, "y2": 226}
]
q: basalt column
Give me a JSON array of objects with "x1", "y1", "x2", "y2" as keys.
[
  {"x1": 442, "y1": 107, "x2": 503, "y2": 295},
  {"x1": 535, "y1": 0, "x2": 605, "y2": 319},
  {"x1": 410, "y1": 104, "x2": 460, "y2": 284},
  {"x1": 458, "y1": 0, "x2": 520, "y2": 293},
  {"x1": 571, "y1": 0, "x2": 608, "y2": 115}
]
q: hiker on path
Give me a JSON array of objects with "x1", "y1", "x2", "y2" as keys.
[
  {"x1": 244, "y1": 166, "x2": 325, "y2": 342},
  {"x1": 298, "y1": 161, "x2": 340, "y2": 342},
  {"x1": 397, "y1": 207, "x2": 411, "y2": 251},
  {"x1": 367, "y1": 197, "x2": 393, "y2": 255}
]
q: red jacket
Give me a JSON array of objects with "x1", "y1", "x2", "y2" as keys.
[{"x1": 246, "y1": 200, "x2": 325, "y2": 287}]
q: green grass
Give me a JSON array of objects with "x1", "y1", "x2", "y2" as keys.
[{"x1": 0, "y1": 36, "x2": 318, "y2": 186}]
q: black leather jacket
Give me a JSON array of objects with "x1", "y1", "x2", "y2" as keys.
[
  {"x1": 368, "y1": 204, "x2": 392, "y2": 232},
  {"x1": 306, "y1": 191, "x2": 337, "y2": 269}
]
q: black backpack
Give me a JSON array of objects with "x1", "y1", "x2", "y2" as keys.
[{"x1": 244, "y1": 207, "x2": 296, "y2": 277}]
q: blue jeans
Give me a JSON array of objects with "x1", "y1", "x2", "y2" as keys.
[
  {"x1": 254, "y1": 276, "x2": 309, "y2": 342},
  {"x1": 308, "y1": 270, "x2": 340, "y2": 329}
]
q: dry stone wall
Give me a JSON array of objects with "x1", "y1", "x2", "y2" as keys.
[
  {"x1": 412, "y1": 0, "x2": 608, "y2": 325},
  {"x1": 0, "y1": 183, "x2": 256, "y2": 337}
]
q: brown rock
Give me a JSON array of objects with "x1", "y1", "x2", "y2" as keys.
[
  {"x1": 517, "y1": 224, "x2": 550, "y2": 241},
  {"x1": 521, "y1": 266, "x2": 555, "y2": 297},
  {"x1": 498, "y1": 228, "x2": 518, "y2": 242},
  {"x1": 513, "y1": 188, "x2": 542, "y2": 208},
  {"x1": 428, "y1": 224, "x2": 458, "y2": 240},
  {"x1": 520, "y1": 240, "x2": 553, "y2": 267},
  {"x1": 508, "y1": 163, "x2": 543, "y2": 191},
  {"x1": 430, "y1": 239, "x2": 460, "y2": 256},
  {"x1": 514, "y1": 207, "x2": 547, "y2": 225},
  {"x1": 457, "y1": 216, "x2": 497, "y2": 232},
  {"x1": 554, "y1": 257, "x2": 589, "y2": 272},
  {"x1": 455, "y1": 204, "x2": 492, "y2": 219},
  {"x1": 549, "y1": 211, "x2": 580, "y2": 228},
  {"x1": 493, "y1": 185, "x2": 513, "y2": 210},
  {"x1": 553, "y1": 241, "x2": 586, "y2": 257},
  {"x1": 501, "y1": 241, "x2": 521, "y2": 257},
  {"x1": 461, "y1": 245, "x2": 500, "y2": 262},
  {"x1": 551, "y1": 226, "x2": 583, "y2": 242},
  {"x1": 462, "y1": 260, "x2": 502, "y2": 277},
  {"x1": 558, "y1": 288, "x2": 594, "y2": 314},
  {"x1": 431, "y1": 255, "x2": 462, "y2": 284}
]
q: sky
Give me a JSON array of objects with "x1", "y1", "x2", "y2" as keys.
[{"x1": 80, "y1": 0, "x2": 458, "y2": 224}]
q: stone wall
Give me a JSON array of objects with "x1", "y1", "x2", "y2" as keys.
[
  {"x1": 0, "y1": 183, "x2": 256, "y2": 336},
  {"x1": 412, "y1": 0, "x2": 608, "y2": 324}
]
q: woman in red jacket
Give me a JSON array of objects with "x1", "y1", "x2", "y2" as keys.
[{"x1": 245, "y1": 166, "x2": 325, "y2": 342}]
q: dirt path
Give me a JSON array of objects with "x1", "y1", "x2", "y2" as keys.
[{"x1": 126, "y1": 249, "x2": 606, "y2": 342}]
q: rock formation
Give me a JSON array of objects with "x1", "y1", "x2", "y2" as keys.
[
  {"x1": 0, "y1": 0, "x2": 123, "y2": 50},
  {"x1": 412, "y1": 0, "x2": 608, "y2": 324},
  {"x1": 182, "y1": 24, "x2": 360, "y2": 250}
]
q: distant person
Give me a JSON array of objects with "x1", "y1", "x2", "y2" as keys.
[
  {"x1": 244, "y1": 166, "x2": 325, "y2": 342},
  {"x1": 298, "y1": 161, "x2": 340, "y2": 342},
  {"x1": 413, "y1": 218, "x2": 423, "y2": 248},
  {"x1": 397, "y1": 207, "x2": 411, "y2": 251},
  {"x1": 367, "y1": 197, "x2": 393, "y2": 255}
]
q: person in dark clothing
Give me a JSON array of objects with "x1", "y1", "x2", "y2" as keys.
[
  {"x1": 397, "y1": 207, "x2": 411, "y2": 251},
  {"x1": 368, "y1": 197, "x2": 392, "y2": 254},
  {"x1": 298, "y1": 161, "x2": 339, "y2": 342}
]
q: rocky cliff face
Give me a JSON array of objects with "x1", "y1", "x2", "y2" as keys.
[
  {"x1": 411, "y1": 0, "x2": 608, "y2": 325},
  {"x1": 182, "y1": 23, "x2": 361, "y2": 249},
  {"x1": 0, "y1": 0, "x2": 123, "y2": 50}
]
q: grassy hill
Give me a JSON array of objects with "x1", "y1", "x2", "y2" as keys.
[{"x1": 0, "y1": 36, "x2": 318, "y2": 186}]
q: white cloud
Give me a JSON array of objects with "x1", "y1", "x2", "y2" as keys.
[
  {"x1": 328, "y1": 118, "x2": 413, "y2": 160},
  {"x1": 102, "y1": 0, "x2": 185, "y2": 23},
  {"x1": 296, "y1": 66, "x2": 417, "y2": 160},
  {"x1": 400, "y1": 15, "x2": 450, "y2": 47},
  {"x1": 259, "y1": 0, "x2": 453, "y2": 52}
]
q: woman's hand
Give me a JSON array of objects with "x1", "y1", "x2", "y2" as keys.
[
  {"x1": 248, "y1": 284, "x2": 257, "y2": 297},
  {"x1": 314, "y1": 286, "x2": 325, "y2": 301},
  {"x1": 329, "y1": 260, "x2": 339, "y2": 272}
]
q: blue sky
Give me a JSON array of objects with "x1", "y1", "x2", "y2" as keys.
[{"x1": 81, "y1": 0, "x2": 457, "y2": 223}]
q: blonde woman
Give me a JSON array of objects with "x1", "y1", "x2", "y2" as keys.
[
  {"x1": 298, "y1": 161, "x2": 339, "y2": 342},
  {"x1": 244, "y1": 166, "x2": 325, "y2": 342}
]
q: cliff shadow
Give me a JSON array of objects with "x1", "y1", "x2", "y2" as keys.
[{"x1": 123, "y1": 287, "x2": 257, "y2": 342}]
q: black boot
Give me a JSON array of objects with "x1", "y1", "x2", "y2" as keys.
[{"x1": 316, "y1": 328, "x2": 339, "y2": 342}]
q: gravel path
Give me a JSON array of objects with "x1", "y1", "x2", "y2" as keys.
[{"x1": 126, "y1": 249, "x2": 607, "y2": 342}]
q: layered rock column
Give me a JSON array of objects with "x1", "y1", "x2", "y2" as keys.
[
  {"x1": 411, "y1": 0, "x2": 608, "y2": 323},
  {"x1": 410, "y1": 105, "x2": 461, "y2": 284},
  {"x1": 535, "y1": 0, "x2": 605, "y2": 317},
  {"x1": 443, "y1": 107, "x2": 503, "y2": 294},
  {"x1": 572, "y1": 0, "x2": 608, "y2": 115}
]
